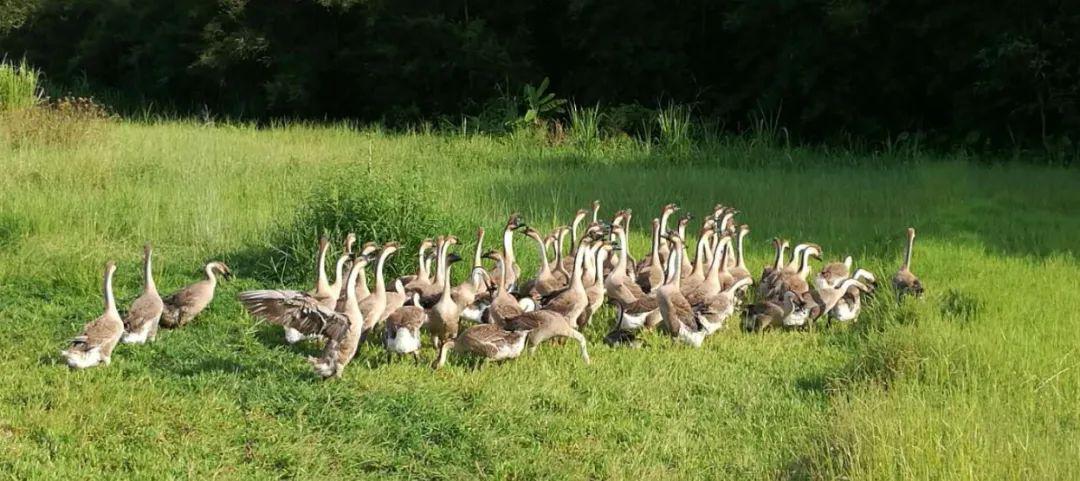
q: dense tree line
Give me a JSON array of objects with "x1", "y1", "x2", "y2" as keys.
[{"x1": 2, "y1": 0, "x2": 1077, "y2": 152}]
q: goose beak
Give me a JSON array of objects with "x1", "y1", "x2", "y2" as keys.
[{"x1": 447, "y1": 253, "x2": 464, "y2": 264}]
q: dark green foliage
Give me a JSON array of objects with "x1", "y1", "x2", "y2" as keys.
[{"x1": 2, "y1": 0, "x2": 1079, "y2": 154}]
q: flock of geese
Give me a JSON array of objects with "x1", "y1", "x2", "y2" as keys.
[{"x1": 60, "y1": 202, "x2": 925, "y2": 377}]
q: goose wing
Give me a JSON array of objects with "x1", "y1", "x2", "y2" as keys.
[
  {"x1": 238, "y1": 289, "x2": 346, "y2": 335},
  {"x1": 123, "y1": 292, "x2": 164, "y2": 331}
]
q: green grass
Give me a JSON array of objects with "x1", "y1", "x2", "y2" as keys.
[
  {"x1": 0, "y1": 120, "x2": 1078, "y2": 480},
  {"x1": 0, "y1": 59, "x2": 38, "y2": 111}
]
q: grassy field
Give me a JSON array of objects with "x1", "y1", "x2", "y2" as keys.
[{"x1": 0, "y1": 120, "x2": 1078, "y2": 480}]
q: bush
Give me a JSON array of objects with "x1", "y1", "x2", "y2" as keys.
[
  {"x1": 0, "y1": 59, "x2": 38, "y2": 111},
  {"x1": 1, "y1": 96, "x2": 110, "y2": 148},
  {"x1": 254, "y1": 166, "x2": 460, "y2": 286}
]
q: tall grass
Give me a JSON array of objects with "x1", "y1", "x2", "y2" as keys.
[
  {"x1": 0, "y1": 59, "x2": 39, "y2": 111},
  {"x1": 0, "y1": 119, "x2": 1077, "y2": 479},
  {"x1": 656, "y1": 102, "x2": 693, "y2": 151},
  {"x1": 567, "y1": 103, "x2": 601, "y2": 149}
]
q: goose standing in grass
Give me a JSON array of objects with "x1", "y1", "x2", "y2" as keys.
[
  {"x1": 892, "y1": 227, "x2": 924, "y2": 300},
  {"x1": 683, "y1": 232, "x2": 732, "y2": 305},
  {"x1": 635, "y1": 218, "x2": 665, "y2": 293},
  {"x1": 655, "y1": 203, "x2": 679, "y2": 265},
  {"x1": 308, "y1": 254, "x2": 368, "y2": 379},
  {"x1": 489, "y1": 213, "x2": 526, "y2": 291},
  {"x1": 603, "y1": 224, "x2": 646, "y2": 307},
  {"x1": 692, "y1": 277, "x2": 753, "y2": 335},
  {"x1": 482, "y1": 250, "x2": 526, "y2": 326},
  {"x1": 432, "y1": 323, "x2": 532, "y2": 370},
  {"x1": 550, "y1": 226, "x2": 573, "y2": 285},
  {"x1": 159, "y1": 261, "x2": 232, "y2": 328},
  {"x1": 400, "y1": 238, "x2": 435, "y2": 294},
  {"x1": 346, "y1": 241, "x2": 379, "y2": 305},
  {"x1": 504, "y1": 309, "x2": 591, "y2": 364},
  {"x1": 744, "y1": 291, "x2": 806, "y2": 332},
  {"x1": 730, "y1": 224, "x2": 753, "y2": 295},
  {"x1": 656, "y1": 234, "x2": 707, "y2": 347},
  {"x1": 579, "y1": 240, "x2": 611, "y2": 329},
  {"x1": 520, "y1": 227, "x2": 564, "y2": 300},
  {"x1": 539, "y1": 234, "x2": 594, "y2": 324},
  {"x1": 454, "y1": 228, "x2": 492, "y2": 322},
  {"x1": 238, "y1": 281, "x2": 345, "y2": 344},
  {"x1": 680, "y1": 226, "x2": 714, "y2": 293},
  {"x1": 359, "y1": 242, "x2": 399, "y2": 336},
  {"x1": 122, "y1": 244, "x2": 164, "y2": 344},
  {"x1": 426, "y1": 236, "x2": 463, "y2": 349},
  {"x1": 559, "y1": 208, "x2": 590, "y2": 274},
  {"x1": 61, "y1": 261, "x2": 124, "y2": 369},
  {"x1": 758, "y1": 238, "x2": 789, "y2": 299},
  {"x1": 384, "y1": 293, "x2": 427, "y2": 362}
]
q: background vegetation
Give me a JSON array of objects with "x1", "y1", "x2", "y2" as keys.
[{"x1": 2, "y1": 0, "x2": 1079, "y2": 157}]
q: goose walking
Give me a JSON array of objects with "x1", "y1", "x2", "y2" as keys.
[
  {"x1": 160, "y1": 261, "x2": 232, "y2": 328},
  {"x1": 122, "y1": 244, "x2": 164, "y2": 344},
  {"x1": 61, "y1": 261, "x2": 124, "y2": 368}
]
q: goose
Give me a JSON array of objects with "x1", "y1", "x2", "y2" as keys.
[
  {"x1": 121, "y1": 244, "x2": 164, "y2": 344},
  {"x1": 400, "y1": 239, "x2": 436, "y2": 293},
  {"x1": 432, "y1": 323, "x2": 531, "y2": 370},
  {"x1": 603, "y1": 224, "x2": 647, "y2": 307},
  {"x1": 729, "y1": 224, "x2": 753, "y2": 293},
  {"x1": 743, "y1": 291, "x2": 805, "y2": 332},
  {"x1": 453, "y1": 227, "x2": 492, "y2": 322},
  {"x1": 830, "y1": 274, "x2": 876, "y2": 322},
  {"x1": 538, "y1": 233, "x2": 594, "y2": 324},
  {"x1": 159, "y1": 261, "x2": 232, "y2": 328},
  {"x1": 590, "y1": 199, "x2": 601, "y2": 224},
  {"x1": 634, "y1": 218, "x2": 665, "y2": 293},
  {"x1": 676, "y1": 215, "x2": 694, "y2": 278},
  {"x1": 692, "y1": 277, "x2": 754, "y2": 335},
  {"x1": 520, "y1": 227, "x2": 565, "y2": 299},
  {"x1": 655, "y1": 203, "x2": 679, "y2": 265},
  {"x1": 415, "y1": 237, "x2": 463, "y2": 308},
  {"x1": 558, "y1": 208, "x2": 590, "y2": 274},
  {"x1": 358, "y1": 243, "x2": 399, "y2": 336},
  {"x1": 578, "y1": 240, "x2": 611, "y2": 329},
  {"x1": 504, "y1": 309, "x2": 590, "y2": 364},
  {"x1": 807, "y1": 277, "x2": 873, "y2": 325},
  {"x1": 680, "y1": 226, "x2": 714, "y2": 293},
  {"x1": 61, "y1": 261, "x2": 124, "y2": 368},
  {"x1": 764, "y1": 243, "x2": 821, "y2": 300},
  {"x1": 757, "y1": 238, "x2": 789, "y2": 299},
  {"x1": 603, "y1": 209, "x2": 630, "y2": 274},
  {"x1": 308, "y1": 254, "x2": 369, "y2": 378},
  {"x1": 550, "y1": 226, "x2": 572, "y2": 285},
  {"x1": 655, "y1": 234, "x2": 706, "y2": 347},
  {"x1": 683, "y1": 233, "x2": 733, "y2": 305},
  {"x1": 275, "y1": 237, "x2": 336, "y2": 342},
  {"x1": 384, "y1": 293, "x2": 428, "y2": 362},
  {"x1": 488, "y1": 214, "x2": 526, "y2": 292},
  {"x1": 348, "y1": 242, "x2": 380, "y2": 303},
  {"x1": 238, "y1": 277, "x2": 349, "y2": 345},
  {"x1": 482, "y1": 250, "x2": 525, "y2": 326},
  {"x1": 892, "y1": 227, "x2": 924, "y2": 300},
  {"x1": 427, "y1": 236, "x2": 464, "y2": 349}
]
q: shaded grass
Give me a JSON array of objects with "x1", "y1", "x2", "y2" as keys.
[{"x1": 0, "y1": 121, "x2": 1077, "y2": 479}]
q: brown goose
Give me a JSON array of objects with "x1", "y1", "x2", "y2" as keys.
[
  {"x1": 432, "y1": 323, "x2": 531, "y2": 370},
  {"x1": 693, "y1": 276, "x2": 754, "y2": 335},
  {"x1": 683, "y1": 233, "x2": 733, "y2": 305},
  {"x1": 676, "y1": 215, "x2": 694, "y2": 278},
  {"x1": 578, "y1": 240, "x2": 611, "y2": 329},
  {"x1": 504, "y1": 309, "x2": 590, "y2": 364},
  {"x1": 520, "y1": 227, "x2": 565, "y2": 299},
  {"x1": 488, "y1": 213, "x2": 526, "y2": 291},
  {"x1": 761, "y1": 243, "x2": 820, "y2": 300},
  {"x1": 121, "y1": 244, "x2": 164, "y2": 344},
  {"x1": 680, "y1": 226, "x2": 714, "y2": 293},
  {"x1": 806, "y1": 277, "x2": 872, "y2": 326},
  {"x1": 348, "y1": 242, "x2": 380, "y2": 303},
  {"x1": 635, "y1": 218, "x2": 665, "y2": 293},
  {"x1": 160, "y1": 261, "x2": 232, "y2": 329},
  {"x1": 603, "y1": 224, "x2": 647, "y2": 307},
  {"x1": 61, "y1": 261, "x2": 124, "y2": 369},
  {"x1": 757, "y1": 238, "x2": 789, "y2": 299},
  {"x1": 550, "y1": 226, "x2": 572, "y2": 285},
  {"x1": 384, "y1": 293, "x2": 427, "y2": 362},
  {"x1": 743, "y1": 291, "x2": 806, "y2": 332},
  {"x1": 892, "y1": 227, "x2": 924, "y2": 300},
  {"x1": 427, "y1": 236, "x2": 463, "y2": 349},
  {"x1": 655, "y1": 203, "x2": 679, "y2": 265},
  {"x1": 482, "y1": 250, "x2": 525, "y2": 326},
  {"x1": 454, "y1": 227, "x2": 492, "y2": 322},
  {"x1": 655, "y1": 234, "x2": 706, "y2": 347},
  {"x1": 308, "y1": 255, "x2": 369, "y2": 378},
  {"x1": 238, "y1": 281, "x2": 346, "y2": 345},
  {"x1": 400, "y1": 238, "x2": 435, "y2": 293},
  {"x1": 729, "y1": 224, "x2": 753, "y2": 291},
  {"x1": 539, "y1": 234, "x2": 593, "y2": 323},
  {"x1": 359, "y1": 243, "x2": 399, "y2": 335},
  {"x1": 415, "y1": 237, "x2": 463, "y2": 307},
  {"x1": 558, "y1": 208, "x2": 590, "y2": 274}
]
